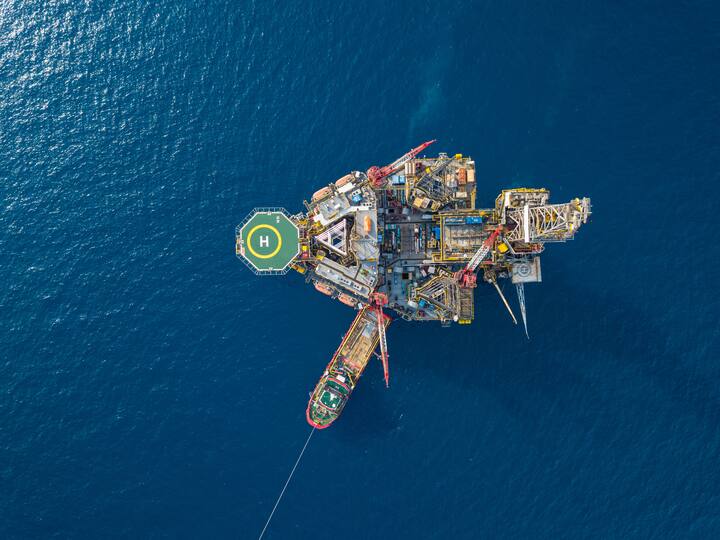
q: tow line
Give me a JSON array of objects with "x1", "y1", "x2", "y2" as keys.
[{"x1": 257, "y1": 427, "x2": 315, "y2": 539}]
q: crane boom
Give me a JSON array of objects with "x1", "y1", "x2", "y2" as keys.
[
  {"x1": 376, "y1": 306, "x2": 389, "y2": 387},
  {"x1": 367, "y1": 140, "x2": 436, "y2": 187},
  {"x1": 467, "y1": 226, "x2": 502, "y2": 272},
  {"x1": 389, "y1": 139, "x2": 436, "y2": 170},
  {"x1": 370, "y1": 292, "x2": 390, "y2": 387},
  {"x1": 456, "y1": 225, "x2": 503, "y2": 288}
]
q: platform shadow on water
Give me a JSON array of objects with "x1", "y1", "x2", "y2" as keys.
[{"x1": 405, "y1": 279, "x2": 720, "y2": 430}]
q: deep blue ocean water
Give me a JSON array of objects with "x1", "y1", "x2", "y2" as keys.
[{"x1": 2, "y1": 1, "x2": 720, "y2": 538}]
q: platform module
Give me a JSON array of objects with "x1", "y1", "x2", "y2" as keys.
[
  {"x1": 235, "y1": 208, "x2": 299, "y2": 274},
  {"x1": 234, "y1": 141, "x2": 592, "y2": 428}
]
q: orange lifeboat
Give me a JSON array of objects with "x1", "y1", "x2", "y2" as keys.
[
  {"x1": 337, "y1": 294, "x2": 357, "y2": 308},
  {"x1": 311, "y1": 186, "x2": 331, "y2": 202},
  {"x1": 314, "y1": 282, "x2": 333, "y2": 296},
  {"x1": 335, "y1": 174, "x2": 354, "y2": 188}
]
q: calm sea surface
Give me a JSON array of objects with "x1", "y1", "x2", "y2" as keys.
[{"x1": 2, "y1": 1, "x2": 719, "y2": 538}]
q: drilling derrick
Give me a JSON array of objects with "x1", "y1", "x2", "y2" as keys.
[{"x1": 499, "y1": 190, "x2": 591, "y2": 244}]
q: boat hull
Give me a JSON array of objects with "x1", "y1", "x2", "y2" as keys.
[{"x1": 306, "y1": 307, "x2": 390, "y2": 428}]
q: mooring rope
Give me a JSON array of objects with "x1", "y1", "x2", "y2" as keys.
[{"x1": 257, "y1": 427, "x2": 316, "y2": 540}]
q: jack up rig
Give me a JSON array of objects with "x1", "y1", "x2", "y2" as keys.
[{"x1": 235, "y1": 142, "x2": 591, "y2": 429}]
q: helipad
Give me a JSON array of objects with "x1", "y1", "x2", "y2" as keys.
[{"x1": 236, "y1": 209, "x2": 299, "y2": 274}]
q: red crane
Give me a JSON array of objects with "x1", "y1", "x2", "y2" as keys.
[
  {"x1": 370, "y1": 292, "x2": 390, "y2": 387},
  {"x1": 367, "y1": 140, "x2": 436, "y2": 188},
  {"x1": 455, "y1": 225, "x2": 504, "y2": 288}
]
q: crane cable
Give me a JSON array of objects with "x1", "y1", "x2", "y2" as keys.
[{"x1": 257, "y1": 427, "x2": 316, "y2": 540}]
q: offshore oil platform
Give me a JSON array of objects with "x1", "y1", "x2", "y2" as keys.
[{"x1": 236, "y1": 141, "x2": 591, "y2": 429}]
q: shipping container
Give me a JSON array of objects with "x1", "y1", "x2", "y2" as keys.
[
  {"x1": 390, "y1": 175, "x2": 406, "y2": 185},
  {"x1": 457, "y1": 168, "x2": 467, "y2": 185},
  {"x1": 444, "y1": 217, "x2": 465, "y2": 224}
]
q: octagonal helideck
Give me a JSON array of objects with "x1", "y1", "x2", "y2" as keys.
[{"x1": 236, "y1": 209, "x2": 299, "y2": 274}]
